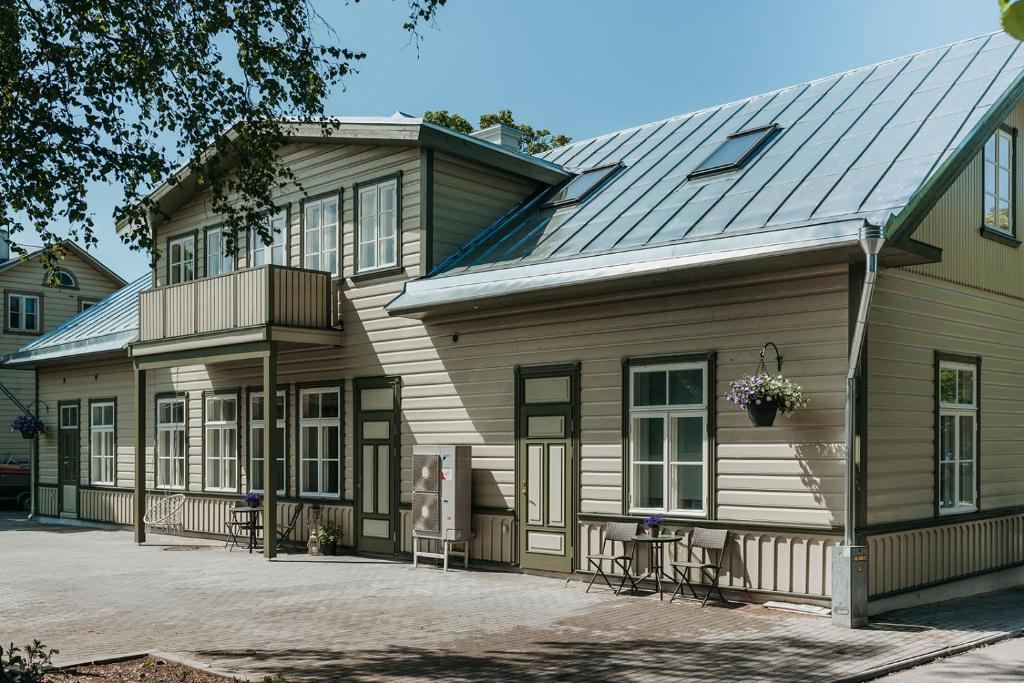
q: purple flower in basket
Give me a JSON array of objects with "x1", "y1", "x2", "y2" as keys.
[
  {"x1": 10, "y1": 415, "x2": 46, "y2": 437},
  {"x1": 725, "y1": 372, "x2": 807, "y2": 416},
  {"x1": 642, "y1": 514, "x2": 663, "y2": 529},
  {"x1": 244, "y1": 491, "x2": 263, "y2": 507}
]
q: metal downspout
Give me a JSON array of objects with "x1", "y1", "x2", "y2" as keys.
[{"x1": 845, "y1": 224, "x2": 885, "y2": 546}]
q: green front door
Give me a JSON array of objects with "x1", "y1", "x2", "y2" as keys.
[
  {"x1": 58, "y1": 403, "x2": 80, "y2": 517},
  {"x1": 517, "y1": 366, "x2": 578, "y2": 573},
  {"x1": 355, "y1": 377, "x2": 400, "y2": 554}
]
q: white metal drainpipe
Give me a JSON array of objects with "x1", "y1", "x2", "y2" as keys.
[{"x1": 845, "y1": 225, "x2": 886, "y2": 546}]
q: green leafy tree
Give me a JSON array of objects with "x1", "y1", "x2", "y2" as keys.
[
  {"x1": 0, "y1": 0, "x2": 445, "y2": 281},
  {"x1": 424, "y1": 108, "x2": 571, "y2": 154},
  {"x1": 423, "y1": 109, "x2": 473, "y2": 134}
]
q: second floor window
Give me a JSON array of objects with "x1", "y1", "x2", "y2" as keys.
[
  {"x1": 205, "y1": 226, "x2": 234, "y2": 277},
  {"x1": 983, "y1": 127, "x2": 1014, "y2": 234},
  {"x1": 7, "y1": 293, "x2": 40, "y2": 333},
  {"x1": 303, "y1": 196, "x2": 339, "y2": 276},
  {"x1": 250, "y1": 210, "x2": 287, "y2": 267},
  {"x1": 357, "y1": 178, "x2": 398, "y2": 273},
  {"x1": 168, "y1": 234, "x2": 196, "y2": 284}
]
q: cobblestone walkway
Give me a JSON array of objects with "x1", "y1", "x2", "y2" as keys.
[{"x1": 4, "y1": 514, "x2": 1023, "y2": 682}]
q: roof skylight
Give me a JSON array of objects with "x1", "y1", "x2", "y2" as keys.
[
  {"x1": 688, "y1": 124, "x2": 778, "y2": 179},
  {"x1": 543, "y1": 162, "x2": 620, "y2": 208}
]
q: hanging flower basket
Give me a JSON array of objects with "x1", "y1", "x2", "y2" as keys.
[
  {"x1": 10, "y1": 415, "x2": 46, "y2": 440},
  {"x1": 726, "y1": 373, "x2": 807, "y2": 428}
]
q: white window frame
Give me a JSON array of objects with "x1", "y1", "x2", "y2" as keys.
[
  {"x1": 6, "y1": 293, "x2": 40, "y2": 332},
  {"x1": 56, "y1": 270, "x2": 78, "y2": 288},
  {"x1": 299, "y1": 387, "x2": 341, "y2": 498},
  {"x1": 357, "y1": 178, "x2": 399, "y2": 274},
  {"x1": 938, "y1": 360, "x2": 978, "y2": 516},
  {"x1": 156, "y1": 397, "x2": 187, "y2": 490},
  {"x1": 983, "y1": 127, "x2": 1014, "y2": 235},
  {"x1": 628, "y1": 361, "x2": 709, "y2": 518},
  {"x1": 168, "y1": 234, "x2": 196, "y2": 284},
  {"x1": 205, "y1": 226, "x2": 234, "y2": 277},
  {"x1": 89, "y1": 401, "x2": 116, "y2": 486},
  {"x1": 203, "y1": 394, "x2": 238, "y2": 492},
  {"x1": 79, "y1": 299, "x2": 99, "y2": 312},
  {"x1": 303, "y1": 196, "x2": 339, "y2": 276},
  {"x1": 249, "y1": 209, "x2": 287, "y2": 268},
  {"x1": 249, "y1": 390, "x2": 286, "y2": 495}
]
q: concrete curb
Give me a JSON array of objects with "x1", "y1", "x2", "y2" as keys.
[
  {"x1": 54, "y1": 650, "x2": 259, "y2": 681},
  {"x1": 835, "y1": 628, "x2": 1023, "y2": 682}
]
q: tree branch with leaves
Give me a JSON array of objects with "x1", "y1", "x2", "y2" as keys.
[{"x1": 0, "y1": 0, "x2": 445, "y2": 283}]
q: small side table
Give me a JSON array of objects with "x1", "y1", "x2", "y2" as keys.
[{"x1": 631, "y1": 534, "x2": 683, "y2": 600}]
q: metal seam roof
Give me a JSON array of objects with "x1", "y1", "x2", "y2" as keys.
[
  {"x1": 388, "y1": 31, "x2": 1024, "y2": 313},
  {"x1": 3, "y1": 274, "x2": 147, "y2": 365}
]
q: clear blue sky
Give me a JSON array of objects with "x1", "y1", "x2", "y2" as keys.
[{"x1": 78, "y1": 0, "x2": 1001, "y2": 280}]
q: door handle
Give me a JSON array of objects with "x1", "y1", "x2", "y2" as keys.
[{"x1": 520, "y1": 480, "x2": 528, "y2": 496}]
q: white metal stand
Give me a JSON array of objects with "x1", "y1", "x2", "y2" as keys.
[{"x1": 413, "y1": 535, "x2": 473, "y2": 571}]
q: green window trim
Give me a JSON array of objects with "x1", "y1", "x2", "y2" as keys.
[{"x1": 982, "y1": 124, "x2": 1016, "y2": 238}]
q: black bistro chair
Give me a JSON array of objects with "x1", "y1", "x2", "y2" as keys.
[
  {"x1": 668, "y1": 527, "x2": 730, "y2": 607},
  {"x1": 585, "y1": 521, "x2": 639, "y2": 595},
  {"x1": 276, "y1": 502, "x2": 305, "y2": 551},
  {"x1": 224, "y1": 500, "x2": 258, "y2": 552}
]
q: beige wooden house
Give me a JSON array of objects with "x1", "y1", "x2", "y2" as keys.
[
  {"x1": 11, "y1": 32, "x2": 1024, "y2": 617},
  {"x1": 0, "y1": 240, "x2": 124, "y2": 477}
]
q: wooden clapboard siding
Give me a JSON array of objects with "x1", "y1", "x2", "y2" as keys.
[
  {"x1": 907, "y1": 97, "x2": 1024, "y2": 297},
  {"x1": 868, "y1": 268, "x2": 1024, "y2": 524},
  {"x1": 36, "y1": 359, "x2": 134, "y2": 487},
  {"x1": 430, "y1": 152, "x2": 540, "y2": 269},
  {"x1": 0, "y1": 250, "x2": 122, "y2": 466}
]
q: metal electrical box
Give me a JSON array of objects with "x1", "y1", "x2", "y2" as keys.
[
  {"x1": 832, "y1": 545, "x2": 869, "y2": 628},
  {"x1": 411, "y1": 445, "x2": 472, "y2": 542}
]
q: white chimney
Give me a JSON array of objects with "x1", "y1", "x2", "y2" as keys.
[
  {"x1": 470, "y1": 124, "x2": 526, "y2": 151},
  {"x1": 0, "y1": 230, "x2": 10, "y2": 262}
]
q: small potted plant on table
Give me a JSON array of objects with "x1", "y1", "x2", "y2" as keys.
[
  {"x1": 10, "y1": 415, "x2": 46, "y2": 440},
  {"x1": 244, "y1": 491, "x2": 263, "y2": 508},
  {"x1": 643, "y1": 514, "x2": 664, "y2": 537},
  {"x1": 316, "y1": 521, "x2": 342, "y2": 556}
]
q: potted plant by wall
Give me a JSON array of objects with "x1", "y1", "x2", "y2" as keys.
[
  {"x1": 244, "y1": 491, "x2": 263, "y2": 508},
  {"x1": 316, "y1": 521, "x2": 342, "y2": 556},
  {"x1": 643, "y1": 514, "x2": 663, "y2": 537},
  {"x1": 10, "y1": 415, "x2": 46, "y2": 440},
  {"x1": 726, "y1": 372, "x2": 807, "y2": 427}
]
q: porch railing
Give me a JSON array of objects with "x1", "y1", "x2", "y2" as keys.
[{"x1": 138, "y1": 265, "x2": 334, "y2": 342}]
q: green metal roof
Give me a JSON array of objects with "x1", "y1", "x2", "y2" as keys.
[
  {"x1": 3, "y1": 274, "x2": 147, "y2": 365},
  {"x1": 389, "y1": 32, "x2": 1024, "y2": 314}
]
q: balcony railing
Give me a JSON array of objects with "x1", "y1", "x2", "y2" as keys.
[{"x1": 138, "y1": 265, "x2": 334, "y2": 343}]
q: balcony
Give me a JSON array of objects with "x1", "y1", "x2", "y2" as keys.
[{"x1": 134, "y1": 265, "x2": 342, "y2": 356}]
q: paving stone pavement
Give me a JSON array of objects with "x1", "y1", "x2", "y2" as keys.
[{"x1": 4, "y1": 512, "x2": 1024, "y2": 682}]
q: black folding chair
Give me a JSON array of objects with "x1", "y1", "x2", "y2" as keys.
[
  {"x1": 669, "y1": 527, "x2": 729, "y2": 607},
  {"x1": 276, "y1": 502, "x2": 305, "y2": 551},
  {"x1": 585, "y1": 521, "x2": 639, "y2": 595}
]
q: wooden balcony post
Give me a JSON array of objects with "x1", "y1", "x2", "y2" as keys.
[
  {"x1": 133, "y1": 365, "x2": 147, "y2": 544},
  {"x1": 262, "y1": 345, "x2": 278, "y2": 559}
]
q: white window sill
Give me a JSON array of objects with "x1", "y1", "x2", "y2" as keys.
[
  {"x1": 628, "y1": 508, "x2": 708, "y2": 519},
  {"x1": 939, "y1": 504, "x2": 977, "y2": 516}
]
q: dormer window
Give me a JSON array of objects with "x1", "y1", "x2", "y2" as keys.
[
  {"x1": 54, "y1": 269, "x2": 77, "y2": 289},
  {"x1": 688, "y1": 124, "x2": 778, "y2": 179},
  {"x1": 983, "y1": 126, "x2": 1015, "y2": 236},
  {"x1": 543, "y1": 162, "x2": 620, "y2": 208}
]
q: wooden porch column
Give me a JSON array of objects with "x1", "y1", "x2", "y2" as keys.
[
  {"x1": 133, "y1": 365, "x2": 147, "y2": 544},
  {"x1": 262, "y1": 346, "x2": 277, "y2": 559}
]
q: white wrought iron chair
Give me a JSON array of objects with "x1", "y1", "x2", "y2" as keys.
[{"x1": 142, "y1": 493, "x2": 185, "y2": 536}]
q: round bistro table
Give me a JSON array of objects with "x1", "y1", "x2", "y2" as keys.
[{"x1": 630, "y1": 534, "x2": 683, "y2": 600}]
